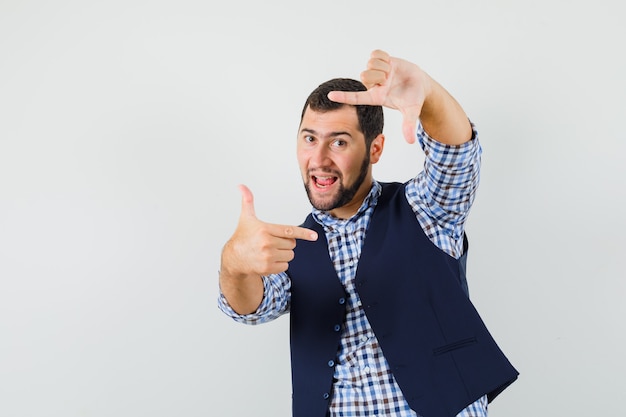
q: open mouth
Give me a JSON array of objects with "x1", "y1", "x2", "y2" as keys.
[{"x1": 312, "y1": 175, "x2": 338, "y2": 189}]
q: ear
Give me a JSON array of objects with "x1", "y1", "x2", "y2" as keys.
[{"x1": 369, "y1": 134, "x2": 385, "y2": 164}]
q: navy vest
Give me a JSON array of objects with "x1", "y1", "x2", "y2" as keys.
[{"x1": 287, "y1": 182, "x2": 518, "y2": 417}]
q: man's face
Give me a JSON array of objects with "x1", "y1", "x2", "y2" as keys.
[{"x1": 297, "y1": 106, "x2": 381, "y2": 219}]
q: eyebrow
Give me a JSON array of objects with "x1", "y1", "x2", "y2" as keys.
[{"x1": 299, "y1": 128, "x2": 353, "y2": 138}]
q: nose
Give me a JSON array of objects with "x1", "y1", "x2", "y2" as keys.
[{"x1": 310, "y1": 146, "x2": 332, "y2": 168}]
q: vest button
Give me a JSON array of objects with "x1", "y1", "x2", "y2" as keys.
[
  {"x1": 327, "y1": 360, "x2": 335, "y2": 367},
  {"x1": 322, "y1": 392, "x2": 330, "y2": 400},
  {"x1": 333, "y1": 324, "x2": 341, "y2": 332},
  {"x1": 338, "y1": 297, "x2": 346, "y2": 305}
]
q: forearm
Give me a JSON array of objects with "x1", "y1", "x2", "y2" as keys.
[
  {"x1": 419, "y1": 122, "x2": 481, "y2": 219},
  {"x1": 219, "y1": 240, "x2": 264, "y2": 315},
  {"x1": 407, "y1": 123, "x2": 481, "y2": 257},
  {"x1": 420, "y1": 76, "x2": 472, "y2": 146},
  {"x1": 218, "y1": 269, "x2": 291, "y2": 325},
  {"x1": 219, "y1": 271, "x2": 264, "y2": 315}
]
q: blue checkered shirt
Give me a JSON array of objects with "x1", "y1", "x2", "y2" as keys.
[{"x1": 219, "y1": 122, "x2": 486, "y2": 417}]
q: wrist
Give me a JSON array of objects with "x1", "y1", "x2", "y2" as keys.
[{"x1": 220, "y1": 239, "x2": 248, "y2": 280}]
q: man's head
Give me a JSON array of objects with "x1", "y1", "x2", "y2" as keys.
[
  {"x1": 300, "y1": 78, "x2": 384, "y2": 148},
  {"x1": 297, "y1": 78, "x2": 385, "y2": 219}
]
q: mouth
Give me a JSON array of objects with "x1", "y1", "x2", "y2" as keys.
[{"x1": 312, "y1": 175, "x2": 338, "y2": 190}]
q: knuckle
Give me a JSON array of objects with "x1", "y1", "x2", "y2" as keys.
[
  {"x1": 259, "y1": 252, "x2": 273, "y2": 264},
  {"x1": 259, "y1": 261, "x2": 273, "y2": 274},
  {"x1": 275, "y1": 262, "x2": 289, "y2": 273}
]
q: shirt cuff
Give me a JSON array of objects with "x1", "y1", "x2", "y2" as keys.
[
  {"x1": 416, "y1": 121, "x2": 481, "y2": 167},
  {"x1": 216, "y1": 275, "x2": 276, "y2": 325}
]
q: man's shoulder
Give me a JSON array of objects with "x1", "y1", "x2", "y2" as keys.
[
  {"x1": 379, "y1": 181, "x2": 406, "y2": 191},
  {"x1": 377, "y1": 181, "x2": 408, "y2": 205},
  {"x1": 299, "y1": 213, "x2": 318, "y2": 229}
]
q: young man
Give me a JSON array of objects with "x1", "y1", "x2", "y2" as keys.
[{"x1": 218, "y1": 50, "x2": 518, "y2": 417}]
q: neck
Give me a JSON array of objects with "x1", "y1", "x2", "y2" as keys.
[{"x1": 328, "y1": 178, "x2": 374, "y2": 220}]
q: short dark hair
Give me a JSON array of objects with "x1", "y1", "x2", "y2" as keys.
[{"x1": 300, "y1": 78, "x2": 384, "y2": 148}]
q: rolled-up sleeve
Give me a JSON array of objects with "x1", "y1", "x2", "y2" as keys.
[
  {"x1": 217, "y1": 272, "x2": 291, "y2": 325},
  {"x1": 406, "y1": 121, "x2": 482, "y2": 258}
]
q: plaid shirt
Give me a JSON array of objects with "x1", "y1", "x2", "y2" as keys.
[{"x1": 219, "y1": 123, "x2": 485, "y2": 417}]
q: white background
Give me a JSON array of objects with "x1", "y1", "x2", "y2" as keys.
[{"x1": 1, "y1": 0, "x2": 624, "y2": 416}]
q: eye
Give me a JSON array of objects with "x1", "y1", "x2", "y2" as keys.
[
  {"x1": 303, "y1": 135, "x2": 315, "y2": 143},
  {"x1": 332, "y1": 139, "x2": 347, "y2": 148}
]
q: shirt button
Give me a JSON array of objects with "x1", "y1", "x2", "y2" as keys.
[
  {"x1": 361, "y1": 335, "x2": 368, "y2": 343},
  {"x1": 327, "y1": 360, "x2": 335, "y2": 367},
  {"x1": 364, "y1": 366, "x2": 370, "y2": 373},
  {"x1": 349, "y1": 260, "x2": 354, "y2": 266}
]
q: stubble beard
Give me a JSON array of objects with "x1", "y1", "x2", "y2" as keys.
[{"x1": 304, "y1": 152, "x2": 371, "y2": 212}]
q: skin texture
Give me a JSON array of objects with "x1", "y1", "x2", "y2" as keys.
[{"x1": 219, "y1": 49, "x2": 471, "y2": 314}]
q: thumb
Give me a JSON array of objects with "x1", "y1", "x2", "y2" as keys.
[
  {"x1": 238, "y1": 184, "x2": 256, "y2": 219},
  {"x1": 401, "y1": 106, "x2": 421, "y2": 144}
]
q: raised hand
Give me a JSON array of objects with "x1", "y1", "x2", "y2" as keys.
[
  {"x1": 328, "y1": 50, "x2": 472, "y2": 146},
  {"x1": 327, "y1": 49, "x2": 430, "y2": 144}
]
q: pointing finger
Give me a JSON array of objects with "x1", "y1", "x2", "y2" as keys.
[
  {"x1": 269, "y1": 224, "x2": 318, "y2": 241},
  {"x1": 327, "y1": 90, "x2": 377, "y2": 106},
  {"x1": 287, "y1": 225, "x2": 318, "y2": 241}
]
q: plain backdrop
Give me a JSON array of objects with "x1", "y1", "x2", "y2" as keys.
[{"x1": 1, "y1": 0, "x2": 624, "y2": 416}]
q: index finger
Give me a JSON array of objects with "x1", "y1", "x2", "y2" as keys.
[
  {"x1": 327, "y1": 89, "x2": 377, "y2": 106},
  {"x1": 269, "y1": 223, "x2": 318, "y2": 241}
]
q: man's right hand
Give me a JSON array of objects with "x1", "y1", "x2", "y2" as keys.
[
  {"x1": 219, "y1": 185, "x2": 318, "y2": 315},
  {"x1": 222, "y1": 184, "x2": 318, "y2": 278}
]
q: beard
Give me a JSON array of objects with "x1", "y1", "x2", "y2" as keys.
[{"x1": 304, "y1": 152, "x2": 371, "y2": 212}]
